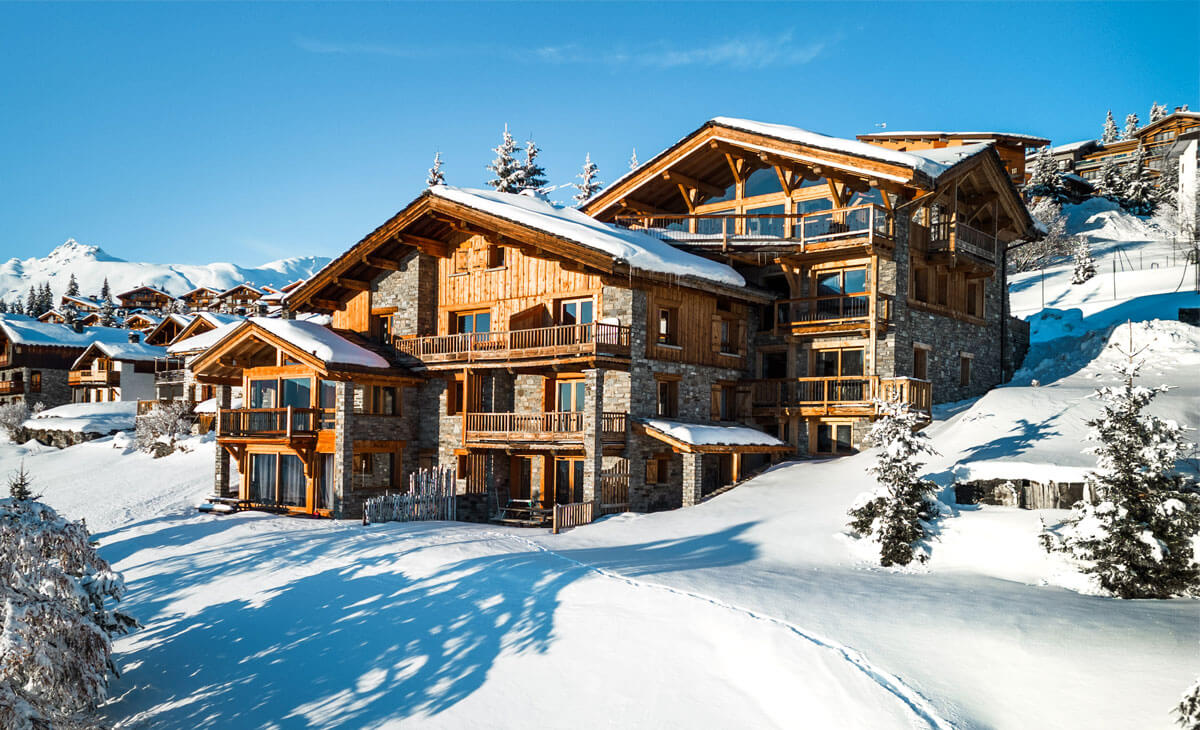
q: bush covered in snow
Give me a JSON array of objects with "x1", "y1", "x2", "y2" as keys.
[
  {"x1": 847, "y1": 400, "x2": 940, "y2": 567},
  {"x1": 1044, "y1": 354, "x2": 1200, "y2": 599},
  {"x1": 135, "y1": 401, "x2": 192, "y2": 455},
  {"x1": 1010, "y1": 199, "x2": 1079, "y2": 273},
  {"x1": 0, "y1": 467, "x2": 137, "y2": 729},
  {"x1": 0, "y1": 401, "x2": 30, "y2": 439},
  {"x1": 1178, "y1": 678, "x2": 1200, "y2": 730},
  {"x1": 1071, "y1": 237, "x2": 1097, "y2": 285}
]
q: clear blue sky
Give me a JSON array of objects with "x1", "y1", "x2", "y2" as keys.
[{"x1": 1, "y1": 2, "x2": 1195, "y2": 265}]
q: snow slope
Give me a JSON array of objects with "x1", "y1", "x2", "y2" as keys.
[{"x1": 0, "y1": 239, "x2": 328, "y2": 304}]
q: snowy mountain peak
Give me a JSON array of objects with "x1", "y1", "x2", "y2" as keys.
[{"x1": 44, "y1": 239, "x2": 124, "y2": 264}]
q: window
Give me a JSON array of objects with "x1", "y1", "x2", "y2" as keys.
[
  {"x1": 713, "y1": 384, "x2": 737, "y2": 421},
  {"x1": 966, "y1": 281, "x2": 984, "y2": 318},
  {"x1": 913, "y1": 346, "x2": 929, "y2": 381},
  {"x1": 646, "y1": 456, "x2": 670, "y2": 485},
  {"x1": 354, "y1": 453, "x2": 374, "y2": 475},
  {"x1": 314, "y1": 454, "x2": 335, "y2": 511},
  {"x1": 249, "y1": 379, "x2": 278, "y2": 409},
  {"x1": 960, "y1": 354, "x2": 972, "y2": 387},
  {"x1": 656, "y1": 379, "x2": 678, "y2": 418},
  {"x1": 448, "y1": 377, "x2": 464, "y2": 415},
  {"x1": 279, "y1": 454, "x2": 306, "y2": 506},
  {"x1": 453, "y1": 310, "x2": 491, "y2": 334},
  {"x1": 554, "y1": 458, "x2": 585, "y2": 504},
  {"x1": 453, "y1": 246, "x2": 469, "y2": 273},
  {"x1": 815, "y1": 422, "x2": 855, "y2": 455},
  {"x1": 719, "y1": 319, "x2": 733, "y2": 353},
  {"x1": 487, "y1": 244, "x2": 506, "y2": 268},
  {"x1": 743, "y1": 167, "x2": 783, "y2": 197},
  {"x1": 913, "y1": 267, "x2": 929, "y2": 302},
  {"x1": 559, "y1": 298, "x2": 594, "y2": 326},
  {"x1": 250, "y1": 454, "x2": 277, "y2": 503},
  {"x1": 657, "y1": 307, "x2": 678, "y2": 346},
  {"x1": 366, "y1": 385, "x2": 399, "y2": 415},
  {"x1": 814, "y1": 348, "x2": 864, "y2": 377},
  {"x1": 936, "y1": 272, "x2": 950, "y2": 307},
  {"x1": 556, "y1": 380, "x2": 585, "y2": 412},
  {"x1": 281, "y1": 377, "x2": 311, "y2": 409},
  {"x1": 30, "y1": 372, "x2": 40, "y2": 393}
]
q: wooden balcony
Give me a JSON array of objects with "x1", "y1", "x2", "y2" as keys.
[
  {"x1": 773, "y1": 293, "x2": 890, "y2": 336},
  {"x1": 69, "y1": 370, "x2": 119, "y2": 386},
  {"x1": 155, "y1": 357, "x2": 187, "y2": 384},
  {"x1": 612, "y1": 204, "x2": 892, "y2": 253},
  {"x1": 0, "y1": 380, "x2": 25, "y2": 395},
  {"x1": 465, "y1": 411, "x2": 628, "y2": 449},
  {"x1": 217, "y1": 407, "x2": 324, "y2": 440},
  {"x1": 396, "y1": 322, "x2": 631, "y2": 369},
  {"x1": 749, "y1": 376, "x2": 931, "y2": 417},
  {"x1": 924, "y1": 221, "x2": 999, "y2": 265}
]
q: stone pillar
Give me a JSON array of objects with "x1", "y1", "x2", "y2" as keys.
[
  {"x1": 681, "y1": 451, "x2": 704, "y2": 507},
  {"x1": 213, "y1": 384, "x2": 234, "y2": 497},
  {"x1": 581, "y1": 367, "x2": 605, "y2": 503},
  {"x1": 332, "y1": 381, "x2": 355, "y2": 518}
]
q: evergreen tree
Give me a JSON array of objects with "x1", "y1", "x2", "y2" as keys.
[
  {"x1": 573, "y1": 153, "x2": 603, "y2": 205},
  {"x1": 38, "y1": 283, "x2": 53, "y2": 315},
  {"x1": 0, "y1": 299, "x2": 7, "y2": 314},
  {"x1": 1102, "y1": 110, "x2": 1120, "y2": 144},
  {"x1": 1177, "y1": 678, "x2": 1200, "y2": 730},
  {"x1": 1071, "y1": 237, "x2": 1097, "y2": 284},
  {"x1": 1121, "y1": 146, "x2": 1158, "y2": 215},
  {"x1": 486, "y1": 125, "x2": 524, "y2": 194},
  {"x1": 65, "y1": 273, "x2": 79, "y2": 297},
  {"x1": 1024, "y1": 146, "x2": 1066, "y2": 203},
  {"x1": 1097, "y1": 156, "x2": 1125, "y2": 202},
  {"x1": 1122, "y1": 112, "x2": 1141, "y2": 140},
  {"x1": 25, "y1": 286, "x2": 37, "y2": 317},
  {"x1": 7, "y1": 462, "x2": 39, "y2": 501},
  {"x1": 1150, "y1": 102, "x2": 1169, "y2": 124},
  {"x1": 98, "y1": 297, "x2": 117, "y2": 327},
  {"x1": 847, "y1": 400, "x2": 940, "y2": 567},
  {"x1": 629, "y1": 147, "x2": 639, "y2": 170},
  {"x1": 10, "y1": 298, "x2": 23, "y2": 316},
  {"x1": 426, "y1": 152, "x2": 445, "y2": 187},
  {"x1": 61, "y1": 300, "x2": 78, "y2": 325},
  {"x1": 1156, "y1": 158, "x2": 1180, "y2": 209},
  {"x1": 1045, "y1": 341, "x2": 1200, "y2": 598},
  {"x1": 518, "y1": 137, "x2": 547, "y2": 191},
  {"x1": 99, "y1": 277, "x2": 111, "y2": 303}
]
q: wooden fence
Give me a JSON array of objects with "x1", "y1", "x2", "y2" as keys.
[
  {"x1": 362, "y1": 467, "x2": 457, "y2": 525},
  {"x1": 599, "y1": 462, "x2": 630, "y2": 514},
  {"x1": 552, "y1": 500, "x2": 596, "y2": 534}
]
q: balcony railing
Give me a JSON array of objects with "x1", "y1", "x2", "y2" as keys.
[
  {"x1": 927, "y1": 221, "x2": 999, "y2": 264},
  {"x1": 217, "y1": 407, "x2": 322, "y2": 438},
  {"x1": 749, "y1": 376, "x2": 931, "y2": 414},
  {"x1": 396, "y1": 322, "x2": 631, "y2": 365},
  {"x1": 773, "y1": 293, "x2": 890, "y2": 332},
  {"x1": 0, "y1": 380, "x2": 25, "y2": 395},
  {"x1": 69, "y1": 370, "x2": 119, "y2": 386},
  {"x1": 612, "y1": 204, "x2": 892, "y2": 250},
  {"x1": 465, "y1": 411, "x2": 628, "y2": 444},
  {"x1": 155, "y1": 357, "x2": 187, "y2": 384}
]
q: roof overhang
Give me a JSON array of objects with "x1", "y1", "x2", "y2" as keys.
[{"x1": 638, "y1": 419, "x2": 792, "y2": 454}]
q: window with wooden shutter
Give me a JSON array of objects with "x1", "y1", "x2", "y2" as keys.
[
  {"x1": 645, "y1": 458, "x2": 659, "y2": 484},
  {"x1": 710, "y1": 385, "x2": 721, "y2": 419}
]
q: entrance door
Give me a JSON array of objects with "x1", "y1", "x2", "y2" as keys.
[
  {"x1": 554, "y1": 458, "x2": 584, "y2": 504},
  {"x1": 510, "y1": 455, "x2": 539, "y2": 505},
  {"x1": 814, "y1": 422, "x2": 855, "y2": 456}
]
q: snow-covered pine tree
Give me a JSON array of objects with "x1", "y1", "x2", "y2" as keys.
[
  {"x1": 1047, "y1": 342, "x2": 1200, "y2": 598},
  {"x1": 1102, "y1": 110, "x2": 1120, "y2": 144},
  {"x1": 1071, "y1": 237, "x2": 1097, "y2": 284},
  {"x1": 0, "y1": 477, "x2": 137, "y2": 730},
  {"x1": 25, "y1": 286, "x2": 37, "y2": 317},
  {"x1": 0, "y1": 402, "x2": 29, "y2": 438},
  {"x1": 1097, "y1": 156, "x2": 1125, "y2": 202},
  {"x1": 38, "y1": 283, "x2": 53, "y2": 315},
  {"x1": 427, "y1": 152, "x2": 445, "y2": 187},
  {"x1": 629, "y1": 148, "x2": 639, "y2": 170},
  {"x1": 1122, "y1": 112, "x2": 1141, "y2": 140},
  {"x1": 98, "y1": 297, "x2": 117, "y2": 327},
  {"x1": 7, "y1": 462, "x2": 39, "y2": 501},
  {"x1": 1010, "y1": 198, "x2": 1077, "y2": 272},
  {"x1": 0, "y1": 299, "x2": 8, "y2": 313},
  {"x1": 1024, "y1": 146, "x2": 1066, "y2": 203},
  {"x1": 65, "y1": 273, "x2": 80, "y2": 298},
  {"x1": 1121, "y1": 146, "x2": 1158, "y2": 216},
  {"x1": 1177, "y1": 678, "x2": 1200, "y2": 730},
  {"x1": 61, "y1": 300, "x2": 78, "y2": 325},
  {"x1": 847, "y1": 400, "x2": 940, "y2": 567},
  {"x1": 573, "y1": 153, "x2": 603, "y2": 206},
  {"x1": 10, "y1": 298, "x2": 23, "y2": 315},
  {"x1": 99, "y1": 277, "x2": 111, "y2": 302},
  {"x1": 486, "y1": 125, "x2": 523, "y2": 194},
  {"x1": 1150, "y1": 102, "x2": 1169, "y2": 124},
  {"x1": 170, "y1": 298, "x2": 189, "y2": 315},
  {"x1": 519, "y1": 138, "x2": 548, "y2": 192}
]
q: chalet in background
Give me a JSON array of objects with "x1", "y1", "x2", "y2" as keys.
[
  {"x1": 117, "y1": 285, "x2": 175, "y2": 311},
  {"x1": 0, "y1": 318, "x2": 133, "y2": 408},
  {"x1": 69, "y1": 334, "x2": 165, "y2": 403},
  {"x1": 200, "y1": 116, "x2": 1036, "y2": 522},
  {"x1": 1048, "y1": 108, "x2": 1200, "y2": 182},
  {"x1": 854, "y1": 130, "x2": 1050, "y2": 185}
]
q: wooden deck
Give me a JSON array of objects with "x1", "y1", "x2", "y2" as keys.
[
  {"x1": 749, "y1": 376, "x2": 931, "y2": 416},
  {"x1": 69, "y1": 370, "x2": 119, "y2": 386},
  {"x1": 395, "y1": 322, "x2": 631, "y2": 369},
  {"x1": 464, "y1": 411, "x2": 627, "y2": 448},
  {"x1": 772, "y1": 293, "x2": 890, "y2": 336},
  {"x1": 0, "y1": 380, "x2": 25, "y2": 395},
  {"x1": 216, "y1": 407, "x2": 326, "y2": 440}
]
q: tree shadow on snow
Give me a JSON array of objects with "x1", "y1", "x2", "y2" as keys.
[{"x1": 102, "y1": 518, "x2": 757, "y2": 729}]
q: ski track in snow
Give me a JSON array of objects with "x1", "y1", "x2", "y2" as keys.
[{"x1": 483, "y1": 529, "x2": 954, "y2": 730}]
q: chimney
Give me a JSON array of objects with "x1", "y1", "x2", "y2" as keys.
[{"x1": 128, "y1": 332, "x2": 140, "y2": 344}]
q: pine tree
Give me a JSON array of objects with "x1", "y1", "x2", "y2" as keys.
[
  {"x1": 1150, "y1": 102, "x2": 1169, "y2": 124},
  {"x1": 847, "y1": 400, "x2": 940, "y2": 567},
  {"x1": 7, "y1": 462, "x2": 39, "y2": 501},
  {"x1": 99, "y1": 277, "x2": 111, "y2": 303},
  {"x1": 1102, "y1": 110, "x2": 1120, "y2": 144},
  {"x1": 1122, "y1": 112, "x2": 1141, "y2": 140},
  {"x1": 0, "y1": 299, "x2": 7, "y2": 314},
  {"x1": 426, "y1": 152, "x2": 445, "y2": 187},
  {"x1": 1156, "y1": 159, "x2": 1180, "y2": 209},
  {"x1": 629, "y1": 148, "x2": 639, "y2": 170},
  {"x1": 65, "y1": 273, "x2": 79, "y2": 298},
  {"x1": 10, "y1": 297, "x2": 23, "y2": 316},
  {"x1": 1071, "y1": 237, "x2": 1096, "y2": 284},
  {"x1": 38, "y1": 283, "x2": 53, "y2": 315},
  {"x1": 573, "y1": 153, "x2": 603, "y2": 205},
  {"x1": 1121, "y1": 146, "x2": 1158, "y2": 216},
  {"x1": 486, "y1": 125, "x2": 524, "y2": 194},
  {"x1": 61, "y1": 300, "x2": 78, "y2": 325},
  {"x1": 1097, "y1": 156, "x2": 1125, "y2": 202},
  {"x1": 1024, "y1": 146, "x2": 1066, "y2": 203},
  {"x1": 1177, "y1": 678, "x2": 1200, "y2": 730},
  {"x1": 1046, "y1": 339, "x2": 1200, "y2": 599},
  {"x1": 98, "y1": 297, "x2": 117, "y2": 328},
  {"x1": 519, "y1": 137, "x2": 547, "y2": 191},
  {"x1": 25, "y1": 286, "x2": 37, "y2": 317}
]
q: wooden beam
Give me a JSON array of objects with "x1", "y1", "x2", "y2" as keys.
[
  {"x1": 619, "y1": 198, "x2": 672, "y2": 216},
  {"x1": 774, "y1": 165, "x2": 793, "y2": 196},
  {"x1": 335, "y1": 277, "x2": 370, "y2": 291},
  {"x1": 397, "y1": 232, "x2": 451, "y2": 256},
  {"x1": 309, "y1": 298, "x2": 343, "y2": 311},
  {"x1": 662, "y1": 170, "x2": 724, "y2": 199},
  {"x1": 675, "y1": 183, "x2": 696, "y2": 213},
  {"x1": 362, "y1": 255, "x2": 402, "y2": 270}
]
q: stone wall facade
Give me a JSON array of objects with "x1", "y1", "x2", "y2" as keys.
[{"x1": 0, "y1": 366, "x2": 72, "y2": 409}]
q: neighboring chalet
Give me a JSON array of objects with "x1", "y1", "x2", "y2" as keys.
[
  {"x1": 117, "y1": 286, "x2": 175, "y2": 311},
  {"x1": 144, "y1": 313, "x2": 195, "y2": 346},
  {"x1": 61, "y1": 294, "x2": 102, "y2": 314},
  {"x1": 37, "y1": 309, "x2": 67, "y2": 325},
  {"x1": 124, "y1": 312, "x2": 163, "y2": 332},
  {"x1": 157, "y1": 313, "x2": 243, "y2": 401},
  {"x1": 216, "y1": 284, "x2": 264, "y2": 314},
  {"x1": 201, "y1": 116, "x2": 1035, "y2": 522},
  {"x1": 69, "y1": 333, "x2": 165, "y2": 403},
  {"x1": 1057, "y1": 109, "x2": 1200, "y2": 183},
  {"x1": 179, "y1": 286, "x2": 222, "y2": 311},
  {"x1": 856, "y1": 131, "x2": 1050, "y2": 185},
  {"x1": 0, "y1": 316, "x2": 131, "y2": 408}
]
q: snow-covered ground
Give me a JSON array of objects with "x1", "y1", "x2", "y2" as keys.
[
  {"x1": 24, "y1": 401, "x2": 140, "y2": 434},
  {"x1": 3, "y1": 220, "x2": 1197, "y2": 728}
]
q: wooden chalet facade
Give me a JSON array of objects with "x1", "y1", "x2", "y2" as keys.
[
  {"x1": 155, "y1": 313, "x2": 244, "y2": 402},
  {"x1": 199, "y1": 116, "x2": 1035, "y2": 522},
  {"x1": 144, "y1": 314, "x2": 194, "y2": 346},
  {"x1": 117, "y1": 286, "x2": 176, "y2": 311},
  {"x1": 216, "y1": 284, "x2": 265, "y2": 314},
  {"x1": 1065, "y1": 110, "x2": 1200, "y2": 183},
  {"x1": 856, "y1": 131, "x2": 1050, "y2": 185},
  {"x1": 69, "y1": 335, "x2": 164, "y2": 403},
  {"x1": 0, "y1": 318, "x2": 132, "y2": 408},
  {"x1": 179, "y1": 286, "x2": 221, "y2": 311}
]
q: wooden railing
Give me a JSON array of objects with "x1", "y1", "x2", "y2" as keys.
[
  {"x1": 773, "y1": 293, "x2": 890, "y2": 330},
  {"x1": 154, "y1": 357, "x2": 187, "y2": 383},
  {"x1": 928, "y1": 221, "x2": 998, "y2": 264},
  {"x1": 612, "y1": 204, "x2": 892, "y2": 249},
  {"x1": 465, "y1": 411, "x2": 628, "y2": 443},
  {"x1": 217, "y1": 407, "x2": 321, "y2": 438},
  {"x1": 552, "y1": 500, "x2": 596, "y2": 534},
  {"x1": 69, "y1": 370, "x2": 119, "y2": 386},
  {"x1": 749, "y1": 376, "x2": 931, "y2": 413},
  {"x1": 396, "y1": 322, "x2": 631, "y2": 365},
  {"x1": 0, "y1": 380, "x2": 24, "y2": 395}
]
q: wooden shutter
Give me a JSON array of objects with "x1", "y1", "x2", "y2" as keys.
[
  {"x1": 711, "y1": 314, "x2": 722, "y2": 352},
  {"x1": 645, "y1": 458, "x2": 659, "y2": 484},
  {"x1": 711, "y1": 385, "x2": 722, "y2": 420}
]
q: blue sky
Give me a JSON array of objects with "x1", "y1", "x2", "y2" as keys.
[{"x1": 0, "y1": 2, "x2": 1195, "y2": 266}]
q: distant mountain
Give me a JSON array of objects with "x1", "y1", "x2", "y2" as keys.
[{"x1": 0, "y1": 240, "x2": 330, "y2": 304}]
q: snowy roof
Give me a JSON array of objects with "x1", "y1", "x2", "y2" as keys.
[
  {"x1": 218, "y1": 283, "x2": 263, "y2": 297},
  {"x1": 180, "y1": 285, "x2": 221, "y2": 298},
  {"x1": 247, "y1": 318, "x2": 390, "y2": 368},
  {"x1": 126, "y1": 312, "x2": 163, "y2": 325},
  {"x1": 70, "y1": 340, "x2": 167, "y2": 369},
  {"x1": 855, "y1": 131, "x2": 1050, "y2": 146},
  {"x1": 194, "y1": 311, "x2": 242, "y2": 327},
  {"x1": 0, "y1": 316, "x2": 133, "y2": 349},
  {"x1": 429, "y1": 186, "x2": 745, "y2": 288},
  {"x1": 907, "y1": 143, "x2": 993, "y2": 171},
  {"x1": 117, "y1": 285, "x2": 174, "y2": 299},
  {"x1": 62, "y1": 294, "x2": 101, "y2": 308},
  {"x1": 1051, "y1": 139, "x2": 1098, "y2": 154},
  {"x1": 167, "y1": 321, "x2": 242, "y2": 354},
  {"x1": 642, "y1": 418, "x2": 787, "y2": 450}
]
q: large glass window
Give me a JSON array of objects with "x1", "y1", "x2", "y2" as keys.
[
  {"x1": 814, "y1": 348, "x2": 865, "y2": 377},
  {"x1": 557, "y1": 380, "x2": 585, "y2": 412},
  {"x1": 315, "y1": 454, "x2": 335, "y2": 511},
  {"x1": 559, "y1": 298, "x2": 593, "y2": 326},
  {"x1": 743, "y1": 167, "x2": 783, "y2": 197},
  {"x1": 454, "y1": 310, "x2": 491, "y2": 334},
  {"x1": 744, "y1": 204, "x2": 785, "y2": 239},
  {"x1": 249, "y1": 380, "x2": 277, "y2": 409},
  {"x1": 279, "y1": 455, "x2": 306, "y2": 506},
  {"x1": 250, "y1": 454, "x2": 277, "y2": 503},
  {"x1": 282, "y1": 378, "x2": 311, "y2": 409},
  {"x1": 815, "y1": 423, "x2": 854, "y2": 455}
]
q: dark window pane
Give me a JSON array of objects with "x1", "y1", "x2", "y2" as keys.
[
  {"x1": 840, "y1": 350, "x2": 864, "y2": 376},
  {"x1": 817, "y1": 424, "x2": 833, "y2": 453},
  {"x1": 250, "y1": 380, "x2": 277, "y2": 409},
  {"x1": 282, "y1": 378, "x2": 311, "y2": 409},
  {"x1": 817, "y1": 273, "x2": 842, "y2": 296},
  {"x1": 279, "y1": 455, "x2": 305, "y2": 506},
  {"x1": 476, "y1": 312, "x2": 490, "y2": 333},
  {"x1": 251, "y1": 454, "x2": 276, "y2": 503},
  {"x1": 836, "y1": 425, "x2": 853, "y2": 452}
]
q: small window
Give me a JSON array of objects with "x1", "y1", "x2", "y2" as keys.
[
  {"x1": 453, "y1": 247, "x2": 469, "y2": 273},
  {"x1": 656, "y1": 379, "x2": 678, "y2": 418},
  {"x1": 448, "y1": 378, "x2": 464, "y2": 415},
  {"x1": 30, "y1": 372, "x2": 40, "y2": 393},
  {"x1": 966, "y1": 281, "x2": 984, "y2": 318},
  {"x1": 354, "y1": 453, "x2": 374, "y2": 475},
  {"x1": 559, "y1": 298, "x2": 594, "y2": 326},
  {"x1": 936, "y1": 272, "x2": 950, "y2": 307},
  {"x1": 913, "y1": 268, "x2": 929, "y2": 302},
  {"x1": 960, "y1": 355, "x2": 972, "y2": 387},
  {"x1": 657, "y1": 307, "x2": 678, "y2": 346},
  {"x1": 487, "y1": 244, "x2": 506, "y2": 269},
  {"x1": 913, "y1": 347, "x2": 929, "y2": 380}
]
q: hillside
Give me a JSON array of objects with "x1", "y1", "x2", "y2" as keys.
[{"x1": 0, "y1": 239, "x2": 330, "y2": 303}]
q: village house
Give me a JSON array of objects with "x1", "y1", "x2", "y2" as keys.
[
  {"x1": 69, "y1": 333, "x2": 166, "y2": 403},
  {"x1": 216, "y1": 283, "x2": 265, "y2": 314},
  {"x1": 201, "y1": 116, "x2": 1035, "y2": 522},
  {"x1": 123, "y1": 312, "x2": 163, "y2": 332},
  {"x1": 0, "y1": 317, "x2": 132, "y2": 408},
  {"x1": 855, "y1": 130, "x2": 1050, "y2": 185},
  {"x1": 117, "y1": 285, "x2": 176, "y2": 312},
  {"x1": 1053, "y1": 109, "x2": 1200, "y2": 183},
  {"x1": 156, "y1": 312, "x2": 244, "y2": 402},
  {"x1": 179, "y1": 286, "x2": 222, "y2": 311},
  {"x1": 144, "y1": 313, "x2": 195, "y2": 346}
]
